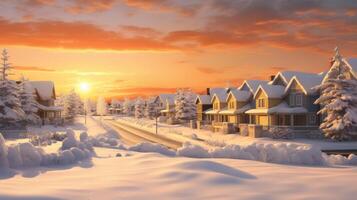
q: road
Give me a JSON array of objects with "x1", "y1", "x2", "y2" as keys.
[{"x1": 104, "y1": 119, "x2": 183, "y2": 150}]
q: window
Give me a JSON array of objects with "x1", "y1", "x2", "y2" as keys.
[
  {"x1": 257, "y1": 99, "x2": 265, "y2": 108},
  {"x1": 229, "y1": 101, "x2": 234, "y2": 109},
  {"x1": 289, "y1": 94, "x2": 295, "y2": 106},
  {"x1": 296, "y1": 94, "x2": 303, "y2": 106}
]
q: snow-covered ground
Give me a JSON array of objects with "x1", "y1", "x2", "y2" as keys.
[
  {"x1": 1, "y1": 150, "x2": 357, "y2": 200},
  {"x1": 1, "y1": 116, "x2": 357, "y2": 200},
  {"x1": 114, "y1": 116, "x2": 357, "y2": 150}
]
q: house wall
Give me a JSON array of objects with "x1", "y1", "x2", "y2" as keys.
[{"x1": 255, "y1": 90, "x2": 282, "y2": 109}]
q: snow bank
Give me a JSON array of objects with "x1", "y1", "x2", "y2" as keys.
[
  {"x1": 126, "y1": 140, "x2": 357, "y2": 166},
  {"x1": 128, "y1": 142, "x2": 176, "y2": 156},
  {"x1": 0, "y1": 130, "x2": 95, "y2": 170},
  {"x1": 177, "y1": 142, "x2": 210, "y2": 158}
]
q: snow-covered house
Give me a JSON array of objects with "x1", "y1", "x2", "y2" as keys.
[
  {"x1": 220, "y1": 89, "x2": 252, "y2": 126},
  {"x1": 29, "y1": 81, "x2": 62, "y2": 124},
  {"x1": 245, "y1": 72, "x2": 324, "y2": 129},
  {"x1": 195, "y1": 95, "x2": 211, "y2": 122},
  {"x1": 205, "y1": 91, "x2": 229, "y2": 132},
  {"x1": 109, "y1": 99, "x2": 122, "y2": 115},
  {"x1": 159, "y1": 94, "x2": 176, "y2": 118}
]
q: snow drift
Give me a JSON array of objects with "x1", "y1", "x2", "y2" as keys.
[
  {"x1": 0, "y1": 129, "x2": 95, "y2": 170},
  {"x1": 126, "y1": 141, "x2": 357, "y2": 166}
]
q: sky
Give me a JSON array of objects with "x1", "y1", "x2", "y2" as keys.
[{"x1": 1, "y1": 0, "x2": 357, "y2": 100}]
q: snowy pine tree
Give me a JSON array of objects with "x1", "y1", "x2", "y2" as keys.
[
  {"x1": 19, "y1": 77, "x2": 41, "y2": 125},
  {"x1": 175, "y1": 89, "x2": 196, "y2": 121},
  {"x1": 0, "y1": 49, "x2": 25, "y2": 129},
  {"x1": 315, "y1": 47, "x2": 357, "y2": 141},
  {"x1": 96, "y1": 96, "x2": 107, "y2": 116},
  {"x1": 74, "y1": 93, "x2": 84, "y2": 115},
  {"x1": 123, "y1": 98, "x2": 133, "y2": 116},
  {"x1": 145, "y1": 97, "x2": 159, "y2": 119},
  {"x1": 63, "y1": 90, "x2": 78, "y2": 123},
  {"x1": 135, "y1": 98, "x2": 145, "y2": 118}
]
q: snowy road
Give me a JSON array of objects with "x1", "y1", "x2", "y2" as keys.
[{"x1": 104, "y1": 119, "x2": 182, "y2": 150}]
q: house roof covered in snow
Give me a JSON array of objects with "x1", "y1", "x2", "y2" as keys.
[
  {"x1": 272, "y1": 71, "x2": 320, "y2": 86},
  {"x1": 284, "y1": 73, "x2": 324, "y2": 95},
  {"x1": 208, "y1": 88, "x2": 229, "y2": 96},
  {"x1": 254, "y1": 84, "x2": 285, "y2": 99},
  {"x1": 211, "y1": 92, "x2": 228, "y2": 103},
  {"x1": 159, "y1": 94, "x2": 175, "y2": 104},
  {"x1": 227, "y1": 89, "x2": 252, "y2": 102},
  {"x1": 29, "y1": 81, "x2": 56, "y2": 101},
  {"x1": 195, "y1": 95, "x2": 211, "y2": 105},
  {"x1": 239, "y1": 80, "x2": 268, "y2": 94}
]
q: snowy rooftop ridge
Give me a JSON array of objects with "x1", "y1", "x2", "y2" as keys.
[
  {"x1": 159, "y1": 94, "x2": 175, "y2": 104},
  {"x1": 255, "y1": 84, "x2": 285, "y2": 99},
  {"x1": 29, "y1": 81, "x2": 55, "y2": 101},
  {"x1": 239, "y1": 80, "x2": 268, "y2": 94},
  {"x1": 273, "y1": 71, "x2": 320, "y2": 85},
  {"x1": 228, "y1": 89, "x2": 252, "y2": 102},
  {"x1": 196, "y1": 95, "x2": 211, "y2": 105},
  {"x1": 285, "y1": 73, "x2": 324, "y2": 95}
]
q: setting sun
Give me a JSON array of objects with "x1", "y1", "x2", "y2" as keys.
[{"x1": 79, "y1": 82, "x2": 90, "y2": 93}]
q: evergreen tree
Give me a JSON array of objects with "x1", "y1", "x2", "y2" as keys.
[
  {"x1": 135, "y1": 98, "x2": 145, "y2": 118},
  {"x1": 0, "y1": 49, "x2": 25, "y2": 129},
  {"x1": 315, "y1": 47, "x2": 357, "y2": 141},
  {"x1": 145, "y1": 97, "x2": 159, "y2": 119},
  {"x1": 19, "y1": 77, "x2": 41, "y2": 125},
  {"x1": 63, "y1": 89, "x2": 78, "y2": 123},
  {"x1": 74, "y1": 93, "x2": 84, "y2": 115},
  {"x1": 175, "y1": 89, "x2": 196, "y2": 121},
  {"x1": 123, "y1": 98, "x2": 133, "y2": 116}
]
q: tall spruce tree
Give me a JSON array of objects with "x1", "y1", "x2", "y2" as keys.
[
  {"x1": 0, "y1": 49, "x2": 25, "y2": 129},
  {"x1": 315, "y1": 47, "x2": 357, "y2": 141},
  {"x1": 174, "y1": 89, "x2": 196, "y2": 121},
  {"x1": 19, "y1": 76, "x2": 41, "y2": 125}
]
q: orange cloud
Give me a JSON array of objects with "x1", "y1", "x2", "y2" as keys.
[
  {"x1": 66, "y1": 0, "x2": 117, "y2": 14},
  {"x1": 0, "y1": 18, "x2": 174, "y2": 51},
  {"x1": 14, "y1": 65, "x2": 56, "y2": 72},
  {"x1": 122, "y1": 0, "x2": 201, "y2": 16}
]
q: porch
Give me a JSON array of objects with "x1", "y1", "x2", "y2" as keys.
[{"x1": 37, "y1": 104, "x2": 63, "y2": 125}]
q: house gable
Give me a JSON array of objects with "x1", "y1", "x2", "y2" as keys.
[{"x1": 271, "y1": 74, "x2": 286, "y2": 86}]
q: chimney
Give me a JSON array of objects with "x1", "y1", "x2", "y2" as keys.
[
  {"x1": 270, "y1": 75, "x2": 275, "y2": 81},
  {"x1": 206, "y1": 88, "x2": 210, "y2": 95}
]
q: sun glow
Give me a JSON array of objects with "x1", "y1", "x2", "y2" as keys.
[{"x1": 79, "y1": 82, "x2": 90, "y2": 93}]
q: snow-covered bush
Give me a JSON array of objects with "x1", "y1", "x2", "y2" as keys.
[
  {"x1": 315, "y1": 48, "x2": 357, "y2": 141},
  {"x1": 128, "y1": 142, "x2": 176, "y2": 156},
  {"x1": 61, "y1": 129, "x2": 78, "y2": 150},
  {"x1": 176, "y1": 142, "x2": 210, "y2": 158},
  {"x1": 80, "y1": 132, "x2": 88, "y2": 142},
  {"x1": 269, "y1": 127, "x2": 294, "y2": 139},
  {"x1": 0, "y1": 130, "x2": 94, "y2": 170},
  {"x1": 0, "y1": 133, "x2": 9, "y2": 169},
  {"x1": 18, "y1": 143, "x2": 42, "y2": 167}
]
